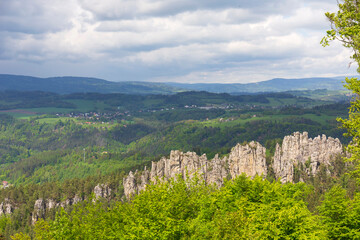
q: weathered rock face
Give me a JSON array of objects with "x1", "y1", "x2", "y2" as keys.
[
  {"x1": 123, "y1": 132, "x2": 345, "y2": 198},
  {"x1": 32, "y1": 185, "x2": 107, "y2": 224},
  {"x1": 150, "y1": 151, "x2": 209, "y2": 184},
  {"x1": 32, "y1": 199, "x2": 46, "y2": 225},
  {"x1": 228, "y1": 141, "x2": 267, "y2": 179},
  {"x1": 0, "y1": 198, "x2": 13, "y2": 216},
  {"x1": 94, "y1": 183, "x2": 112, "y2": 199},
  {"x1": 273, "y1": 132, "x2": 343, "y2": 183},
  {"x1": 123, "y1": 171, "x2": 136, "y2": 198},
  {"x1": 123, "y1": 141, "x2": 268, "y2": 198}
]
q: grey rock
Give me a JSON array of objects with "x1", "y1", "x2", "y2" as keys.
[
  {"x1": 60, "y1": 199, "x2": 72, "y2": 208},
  {"x1": 273, "y1": 132, "x2": 343, "y2": 183},
  {"x1": 228, "y1": 141, "x2": 267, "y2": 179},
  {"x1": 0, "y1": 198, "x2": 13, "y2": 216},
  {"x1": 123, "y1": 171, "x2": 138, "y2": 198},
  {"x1": 124, "y1": 141, "x2": 268, "y2": 199},
  {"x1": 94, "y1": 183, "x2": 112, "y2": 200},
  {"x1": 46, "y1": 199, "x2": 58, "y2": 209},
  {"x1": 72, "y1": 194, "x2": 82, "y2": 205},
  {"x1": 32, "y1": 199, "x2": 45, "y2": 225}
]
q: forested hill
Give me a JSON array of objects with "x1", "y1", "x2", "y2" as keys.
[
  {"x1": 0, "y1": 74, "x2": 182, "y2": 95},
  {"x1": 167, "y1": 76, "x2": 352, "y2": 93},
  {"x1": 0, "y1": 74, "x2": 355, "y2": 95}
]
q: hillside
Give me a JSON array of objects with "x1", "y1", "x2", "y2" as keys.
[
  {"x1": 0, "y1": 74, "x2": 355, "y2": 95},
  {"x1": 0, "y1": 89, "x2": 353, "y2": 238},
  {"x1": 167, "y1": 76, "x2": 354, "y2": 93},
  {"x1": 0, "y1": 74, "x2": 182, "y2": 95}
]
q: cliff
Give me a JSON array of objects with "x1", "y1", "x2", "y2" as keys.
[
  {"x1": 123, "y1": 132, "x2": 344, "y2": 198},
  {"x1": 0, "y1": 132, "x2": 345, "y2": 222},
  {"x1": 273, "y1": 132, "x2": 343, "y2": 183},
  {"x1": 124, "y1": 141, "x2": 268, "y2": 198}
]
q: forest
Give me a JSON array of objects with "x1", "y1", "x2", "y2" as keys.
[
  {"x1": 4, "y1": 0, "x2": 360, "y2": 238},
  {"x1": 0, "y1": 63, "x2": 354, "y2": 239},
  {"x1": 0, "y1": 85, "x2": 353, "y2": 239}
]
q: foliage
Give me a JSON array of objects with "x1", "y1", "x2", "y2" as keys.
[
  {"x1": 110, "y1": 123, "x2": 155, "y2": 144},
  {"x1": 0, "y1": 93, "x2": 351, "y2": 238},
  {"x1": 318, "y1": 184, "x2": 360, "y2": 239},
  {"x1": 0, "y1": 102, "x2": 346, "y2": 186},
  {"x1": 26, "y1": 176, "x2": 327, "y2": 239},
  {"x1": 321, "y1": 0, "x2": 360, "y2": 71},
  {"x1": 338, "y1": 77, "x2": 360, "y2": 181},
  {"x1": 322, "y1": 0, "x2": 360, "y2": 182}
]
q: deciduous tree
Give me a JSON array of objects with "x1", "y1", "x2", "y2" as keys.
[{"x1": 322, "y1": 0, "x2": 360, "y2": 180}]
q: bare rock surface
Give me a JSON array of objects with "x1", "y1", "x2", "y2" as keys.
[
  {"x1": 32, "y1": 199, "x2": 45, "y2": 225},
  {"x1": 123, "y1": 132, "x2": 345, "y2": 198},
  {"x1": 31, "y1": 185, "x2": 108, "y2": 224},
  {"x1": 228, "y1": 141, "x2": 267, "y2": 179},
  {"x1": 124, "y1": 141, "x2": 268, "y2": 198},
  {"x1": 273, "y1": 132, "x2": 343, "y2": 183},
  {"x1": 0, "y1": 198, "x2": 13, "y2": 216},
  {"x1": 94, "y1": 183, "x2": 112, "y2": 199}
]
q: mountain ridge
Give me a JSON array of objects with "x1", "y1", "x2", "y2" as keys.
[
  {"x1": 0, "y1": 74, "x2": 355, "y2": 94},
  {"x1": 167, "y1": 76, "x2": 355, "y2": 93},
  {"x1": 0, "y1": 74, "x2": 182, "y2": 95}
]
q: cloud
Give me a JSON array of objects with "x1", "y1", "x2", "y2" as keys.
[
  {"x1": 0, "y1": 0, "x2": 84, "y2": 34},
  {"x1": 78, "y1": 0, "x2": 302, "y2": 21},
  {"x1": 0, "y1": 0, "x2": 353, "y2": 83}
]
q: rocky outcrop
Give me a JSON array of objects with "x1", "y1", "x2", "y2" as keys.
[
  {"x1": 0, "y1": 198, "x2": 13, "y2": 216},
  {"x1": 123, "y1": 132, "x2": 345, "y2": 198},
  {"x1": 2, "y1": 131, "x2": 345, "y2": 224},
  {"x1": 94, "y1": 184, "x2": 112, "y2": 199},
  {"x1": 123, "y1": 141, "x2": 268, "y2": 198},
  {"x1": 273, "y1": 132, "x2": 343, "y2": 183},
  {"x1": 32, "y1": 185, "x2": 108, "y2": 224},
  {"x1": 32, "y1": 199, "x2": 46, "y2": 225},
  {"x1": 228, "y1": 141, "x2": 267, "y2": 179}
]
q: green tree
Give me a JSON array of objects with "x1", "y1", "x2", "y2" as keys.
[
  {"x1": 322, "y1": 0, "x2": 360, "y2": 180},
  {"x1": 321, "y1": 0, "x2": 360, "y2": 71}
]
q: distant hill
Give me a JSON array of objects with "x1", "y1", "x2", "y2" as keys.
[
  {"x1": 0, "y1": 74, "x2": 355, "y2": 95},
  {"x1": 0, "y1": 74, "x2": 183, "y2": 94},
  {"x1": 166, "y1": 77, "x2": 353, "y2": 93}
]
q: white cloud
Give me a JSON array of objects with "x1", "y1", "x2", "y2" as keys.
[{"x1": 0, "y1": 0, "x2": 354, "y2": 83}]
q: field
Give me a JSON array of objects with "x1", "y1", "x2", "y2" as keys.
[{"x1": 0, "y1": 109, "x2": 37, "y2": 119}]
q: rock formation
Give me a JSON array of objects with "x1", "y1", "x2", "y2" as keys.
[
  {"x1": 228, "y1": 141, "x2": 267, "y2": 179},
  {"x1": 273, "y1": 132, "x2": 343, "y2": 183},
  {"x1": 0, "y1": 132, "x2": 345, "y2": 223},
  {"x1": 94, "y1": 184, "x2": 112, "y2": 199},
  {"x1": 31, "y1": 185, "x2": 107, "y2": 224},
  {"x1": 123, "y1": 141, "x2": 268, "y2": 198},
  {"x1": 0, "y1": 198, "x2": 13, "y2": 216},
  {"x1": 32, "y1": 199, "x2": 46, "y2": 225},
  {"x1": 123, "y1": 132, "x2": 345, "y2": 198}
]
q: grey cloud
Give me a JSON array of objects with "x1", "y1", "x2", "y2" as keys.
[
  {"x1": 0, "y1": 0, "x2": 77, "y2": 34},
  {"x1": 79, "y1": 0, "x2": 303, "y2": 21},
  {"x1": 0, "y1": 0, "x2": 351, "y2": 83}
]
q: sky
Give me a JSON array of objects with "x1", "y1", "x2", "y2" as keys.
[{"x1": 0, "y1": 0, "x2": 358, "y2": 83}]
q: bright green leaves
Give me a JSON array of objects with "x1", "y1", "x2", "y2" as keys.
[
  {"x1": 323, "y1": 1, "x2": 360, "y2": 183},
  {"x1": 20, "y1": 176, "x2": 329, "y2": 239},
  {"x1": 322, "y1": 0, "x2": 360, "y2": 72},
  {"x1": 318, "y1": 185, "x2": 360, "y2": 239},
  {"x1": 337, "y1": 77, "x2": 360, "y2": 182}
]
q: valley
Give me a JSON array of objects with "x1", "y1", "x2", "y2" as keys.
[
  {"x1": 0, "y1": 84, "x2": 353, "y2": 238},
  {"x1": 4, "y1": 0, "x2": 360, "y2": 238}
]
